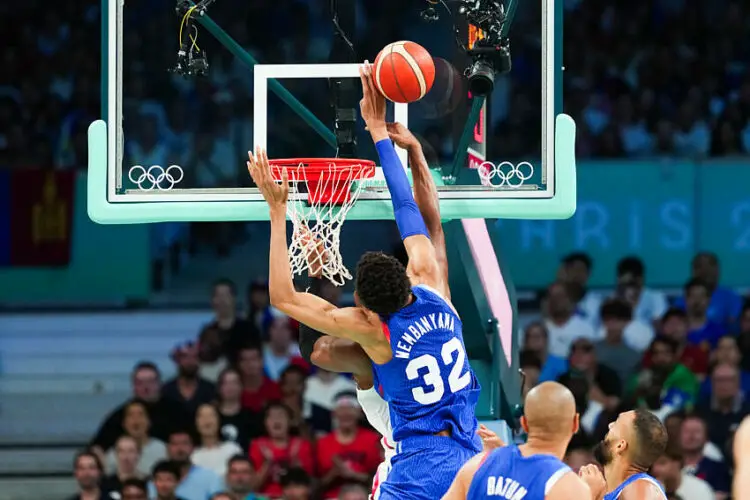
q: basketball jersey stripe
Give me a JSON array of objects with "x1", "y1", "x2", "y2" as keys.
[
  {"x1": 373, "y1": 53, "x2": 388, "y2": 97},
  {"x1": 544, "y1": 467, "x2": 571, "y2": 495}
]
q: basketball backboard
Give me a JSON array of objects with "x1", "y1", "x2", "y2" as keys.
[{"x1": 89, "y1": 0, "x2": 575, "y2": 223}]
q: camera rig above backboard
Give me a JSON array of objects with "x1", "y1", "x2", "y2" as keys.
[{"x1": 171, "y1": 0, "x2": 216, "y2": 77}]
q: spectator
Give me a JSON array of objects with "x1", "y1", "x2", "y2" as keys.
[
  {"x1": 199, "y1": 279, "x2": 260, "y2": 379},
  {"x1": 337, "y1": 483, "x2": 369, "y2": 500},
  {"x1": 192, "y1": 404, "x2": 244, "y2": 477},
  {"x1": 675, "y1": 253, "x2": 744, "y2": 330},
  {"x1": 121, "y1": 478, "x2": 149, "y2": 500},
  {"x1": 643, "y1": 309, "x2": 709, "y2": 379},
  {"x1": 664, "y1": 411, "x2": 686, "y2": 450},
  {"x1": 101, "y1": 436, "x2": 146, "y2": 493},
  {"x1": 280, "y1": 365, "x2": 310, "y2": 437},
  {"x1": 316, "y1": 392, "x2": 381, "y2": 499},
  {"x1": 563, "y1": 446, "x2": 595, "y2": 473},
  {"x1": 683, "y1": 279, "x2": 727, "y2": 350},
  {"x1": 738, "y1": 304, "x2": 750, "y2": 368},
  {"x1": 626, "y1": 336, "x2": 699, "y2": 419},
  {"x1": 680, "y1": 415, "x2": 731, "y2": 497},
  {"x1": 263, "y1": 317, "x2": 307, "y2": 382},
  {"x1": 558, "y1": 338, "x2": 621, "y2": 435},
  {"x1": 522, "y1": 321, "x2": 567, "y2": 382},
  {"x1": 90, "y1": 362, "x2": 185, "y2": 452},
  {"x1": 696, "y1": 363, "x2": 750, "y2": 459},
  {"x1": 105, "y1": 402, "x2": 167, "y2": 476},
  {"x1": 216, "y1": 367, "x2": 262, "y2": 452},
  {"x1": 247, "y1": 280, "x2": 272, "y2": 333},
  {"x1": 699, "y1": 335, "x2": 750, "y2": 403},
  {"x1": 518, "y1": 350, "x2": 542, "y2": 397},
  {"x1": 594, "y1": 299, "x2": 642, "y2": 386},
  {"x1": 151, "y1": 430, "x2": 224, "y2": 500},
  {"x1": 249, "y1": 402, "x2": 314, "y2": 498},
  {"x1": 280, "y1": 467, "x2": 312, "y2": 500},
  {"x1": 224, "y1": 455, "x2": 264, "y2": 500},
  {"x1": 615, "y1": 257, "x2": 667, "y2": 327},
  {"x1": 162, "y1": 342, "x2": 217, "y2": 420},
  {"x1": 558, "y1": 252, "x2": 602, "y2": 326},
  {"x1": 542, "y1": 281, "x2": 597, "y2": 358},
  {"x1": 68, "y1": 450, "x2": 108, "y2": 500},
  {"x1": 303, "y1": 368, "x2": 356, "y2": 436},
  {"x1": 651, "y1": 446, "x2": 714, "y2": 500},
  {"x1": 239, "y1": 344, "x2": 282, "y2": 413},
  {"x1": 152, "y1": 460, "x2": 189, "y2": 500}
]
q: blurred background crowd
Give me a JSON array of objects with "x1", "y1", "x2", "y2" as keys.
[{"x1": 2, "y1": 0, "x2": 750, "y2": 499}]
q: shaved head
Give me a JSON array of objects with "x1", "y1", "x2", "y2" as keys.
[{"x1": 523, "y1": 381, "x2": 578, "y2": 437}]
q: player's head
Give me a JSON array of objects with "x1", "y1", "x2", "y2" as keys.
[
  {"x1": 593, "y1": 409, "x2": 668, "y2": 471},
  {"x1": 521, "y1": 381, "x2": 579, "y2": 452},
  {"x1": 354, "y1": 251, "x2": 411, "y2": 316}
]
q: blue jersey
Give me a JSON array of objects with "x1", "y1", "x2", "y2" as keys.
[
  {"x1": 468, "y1": 446, "x2": 570, "y2": 500},
  {"x1": 371, "y1": 285, "x2": 481, "y2": 451},
  {"x1": 604, "y1": 472, "x2": 666, "y2": 500}
]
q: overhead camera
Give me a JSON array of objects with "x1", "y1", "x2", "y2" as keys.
[
  {"x1": 171, "y1": 0, "x2": 215, "y2": 77},
  {"x1": 421, "y1": 0, "x2": 512, "y2": 96}
]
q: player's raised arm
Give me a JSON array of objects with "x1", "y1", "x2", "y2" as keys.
[
  {"x1": 247, "y1": 147, "x2": 381, "y2": 346},
  {"x1": 440, "y1": 452, "x2": 487, "y2": 500},
  {"x1": 359, "y1": 63, "x2": 447, "y2": 298},
  {"x1": 387, "y1": 122, "x2": 450, "y2": 299}
]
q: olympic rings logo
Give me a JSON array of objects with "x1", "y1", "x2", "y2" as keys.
[
  {"x1": 477, "y1": 161, "x2": 534, "y2": 188},
  {"x1": 128, "y1": 165, "x2": 184, "y2": 191}
]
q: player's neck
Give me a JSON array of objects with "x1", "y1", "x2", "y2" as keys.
[
  {"x1": 605, "y1": 460, "x2": 646, "y2": 491},
  {"x1": 520, "y1": 435, "x2": 567, "y2": 460}
]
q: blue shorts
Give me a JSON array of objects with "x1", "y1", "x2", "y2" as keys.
[{"x1": 377, "y1": 435, "x2": 480, "y2": 500}]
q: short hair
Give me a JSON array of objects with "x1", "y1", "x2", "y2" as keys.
[
  {"x1": 280, "y1": 364, "x2": 308, "y2": 382},
  {"x1": 651, "y1": 335, "x2": 679, "y2": 354},
  {"x1": 684, "y1": 278, "x2": 709, "y2": 295},
  {"x1": 354, "y1": 251, "x2": 411, "y2": 316},
  {"x1": 152, "y1": 460, "x2": 181, "y2": 479},
  {"x1": 661, "y1": 307, "x2": 687, "y2": 323},
  {"x1": 562, "y1": 252, "x2": 592, "y2": 271},
  {"x1": 131, "y1": 361, "x2": 160, "y2": 378},
  {"x1": 265, "y1": 401, "x2": 294, "y2": 419},
  {"x1": 630, "y1": 409, "x2": 668, "y2": 469},
  {"x1": 281, "y1": 467, "x2": 311, "y2": 488},
  {"x1": 121, "y1": 478, "x2": 148, "y2": 493},
  {"x1": 167, "y1": 429, "x2": 195, "y2": 445},
  {"x1": 519, "y1": 350, "x2": 542, "y2": 370},
  {"x1": 73, "y1": 450, "x2": 103, "y2": 472},
  {"x1": 682, "y1": 413, "x2": 707, "y2": 429},
  {"x1": 617, "y1": 256, "x2": 645, "y2": 278},
  {"x1": 227, "y1": 454, "x2": 252, "y2": 468},
  {"x1": 212, "y1": 278, "x2": 237, "y2": 296},
  {"x1": 599, "y1": 298, "x2": 633, "y2": 321}
]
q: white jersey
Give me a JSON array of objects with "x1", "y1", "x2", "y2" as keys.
[{"x1": 357, "y1": 386, "x2": 395, "y2": 500}]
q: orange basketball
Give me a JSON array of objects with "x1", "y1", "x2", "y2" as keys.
[{"x1": 373, "y1": 41, "x2": 436, "y2": 103}]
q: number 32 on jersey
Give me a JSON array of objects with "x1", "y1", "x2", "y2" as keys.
[{"x1": 405, "y1": 337, "x2": 471, "y2": 405}]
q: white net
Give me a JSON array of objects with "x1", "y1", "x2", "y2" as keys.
[{"x1": 278, "y1": 160, "x2": 373, "y2": 287}]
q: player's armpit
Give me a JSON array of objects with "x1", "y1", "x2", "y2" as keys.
[
  {"x1": 440, "y1": 452, "x2": 487, "y2": 500},
  {"x1": 545, "y1": 472, "x2": 592, "y2": 500},
  {"x1": 310, "y1": 336, "x2": 373, "y2": 380},
  {"x1": 404, "y1": 235, "x2": 450, "y2": 298},
  {"x1": 271, "y1": 292, "x2": 381, "y2": 345},
  {"x1": 619, "y1": 480, "x2": 664, "y2": 500}
]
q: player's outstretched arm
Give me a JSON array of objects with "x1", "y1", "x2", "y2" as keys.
[
  {"x1": 440, "y1": 452, "x2": 487, "y2": 500},
  {"x1": 247, "y1": 148, "x2": 381, "y2": 346},
  {"x1": 387, "y1": 122, "x2": 450, "y2": 299},
  {"x1": 359, "y1": 63, "x2": 448, "y2": 298}
]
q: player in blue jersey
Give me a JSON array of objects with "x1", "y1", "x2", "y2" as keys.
[
  {"x1": 442, "y1": 382, "x2": 592, "y2": 500},
  {"x1": 247, "y1": 62, "x2": 481, "y2": 499},
  {"x1": 581, "y1": 410, "x2": 668, "y2": 500}
]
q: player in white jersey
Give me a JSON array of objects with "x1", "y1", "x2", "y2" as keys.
[{"x1": 356, "y1": 384, "x2": 395, "y2": 500}]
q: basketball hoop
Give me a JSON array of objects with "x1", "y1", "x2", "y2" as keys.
[{"x1": 269, "y1": 158, "x2": 376, "y2": 286}]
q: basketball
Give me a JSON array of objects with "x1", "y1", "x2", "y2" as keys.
[{"x1": 373, "y1": 41, "x2": 436, "y2": 103}]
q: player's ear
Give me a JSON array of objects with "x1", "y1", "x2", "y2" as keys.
[
  {"x1": 520, "y1": 416, "x2": 529, "y2": 434},
  {"x1": 572, "y1": 413, "x2": 580, "y2": 435}
]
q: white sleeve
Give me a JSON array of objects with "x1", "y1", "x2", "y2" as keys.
[{"x1": 357, "y1": 386, "x2": 393, "y2": 441}]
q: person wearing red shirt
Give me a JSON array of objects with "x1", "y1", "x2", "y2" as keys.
[
  {"x1": 238, "y1": 344, "x2": 281, "y2": 413},
  {"x1": 316, "y1": 392, "x2": 382, "y2": 500},
  {"x1": 249, "y1": 402, "x2": 314, "y2": 498},
  {"x1": 643, "y1": 308, "x2": 709, "y2": 378}
]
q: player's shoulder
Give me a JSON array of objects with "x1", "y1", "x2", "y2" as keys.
[
  {"x1": 546, "y1": 470, "x2": 590, "y2": 500},
  {"x1": 620, "y1": 476, "x2": 665, "y2": 499}
]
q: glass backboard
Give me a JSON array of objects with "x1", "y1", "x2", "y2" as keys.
[{"x1": 88, "y1": 0, "x2": 576, "y2": 223}]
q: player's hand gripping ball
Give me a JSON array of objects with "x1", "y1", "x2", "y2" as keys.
[{"x1": 373, "y1": 41, "x2": 435, "y2": 103}]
